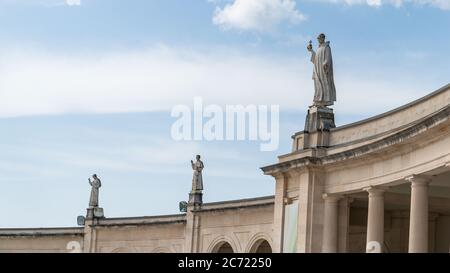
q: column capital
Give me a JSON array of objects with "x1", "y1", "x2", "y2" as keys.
[
  {"x1": 405, "y1": 175, "x2": 430, "y2": 186},
  {"x1": 322, "y1": 193, "x2": 342, "y2": 202},
  {"x1": 363, "y1": 186, "x2": 388, "y2": 197}
]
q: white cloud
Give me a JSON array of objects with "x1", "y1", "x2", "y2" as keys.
[
  {"x1": 209, "y1": 0, "x2": 449, "y2": 33},
  {"x1": 0, "y1": 45, "x2": 436, "y2": 119},
  {"x1": 317, "y1": 0, "x2": 450, "y2": 10},
  {"x1": 212, "y1": 0, "x2": 306, "y2": 33}
]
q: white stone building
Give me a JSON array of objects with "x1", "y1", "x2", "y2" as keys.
[{"x1": 1, "y1": 84, "x2": 449, "y2": 253}]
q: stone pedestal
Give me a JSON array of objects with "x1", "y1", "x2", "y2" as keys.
[
  {"x1": 189, "y1": 191, "x2": 203, "y2": 207},
  {"x1": 292, "y1": 106, "x2": 336, "y2": 151},
  {"x1": 86, "y1": 207, "x2": 104, "y2": 220},
  {"x1": 304, "y1": 106, "x2": 336, "y2": 132}
]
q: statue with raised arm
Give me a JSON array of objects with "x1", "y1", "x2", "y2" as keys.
[
  {"x1": 307, "y1": 33, "x2": 336, "y2": 107},
  {"x1": 88, "y1": 174, "x2": 101, "y2": 208},
  {"x1": 190, "y1": 155, "x2": 204, "y2": 192}
]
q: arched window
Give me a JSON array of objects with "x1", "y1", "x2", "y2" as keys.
[
  {"x1": 212, "y1": 241, "x2": 234, "y2": 253},
  {"x1": 249, "y1": 239, "x2": 272, "y2": 253}
]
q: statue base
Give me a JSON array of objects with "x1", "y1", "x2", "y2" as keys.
[
  {"x1": 291, "y1": 105, "x2": 336, "y2": 151},
  {"x1": 188, "y1": 191, "x2": 203, "y2": 207},
  {"x1": 86, "y1": 207, "x2": 105, "y2": 219},
  {"x1": 304, "y1": 105, "x2": 336, "y2": 132}
]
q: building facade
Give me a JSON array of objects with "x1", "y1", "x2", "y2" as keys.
[{"x1": 1, "y1": 84, "x2": 449, "y2": 253}]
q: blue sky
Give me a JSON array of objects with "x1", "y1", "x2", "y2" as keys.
[{"x1": 0, "y1": 0, "x2": 449, "y2": 227}]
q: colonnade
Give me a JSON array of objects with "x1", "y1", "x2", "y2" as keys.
[{"x1": 321, "y1": 175, "x2": 430, "y2": 253}]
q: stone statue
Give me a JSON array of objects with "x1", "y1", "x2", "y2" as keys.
[
  {"x1": 190, "y1": 155, "x2": 204, "y2": 192},
  {"x1": 307, "y1": 33, "x2": 336, "y2": 107},
  {"x1": 88, "y1": 174, "x2": 101, "y2": 208}
]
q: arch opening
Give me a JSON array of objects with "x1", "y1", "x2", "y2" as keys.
[
  {"x1": 212, "y1": 242, "x2": 234, "y2": 253},
  {"x1": 249, "y1": 239, "x2": 272, "y2": 253}
]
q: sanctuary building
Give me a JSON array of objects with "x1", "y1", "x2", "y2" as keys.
[
  {"x1": 1, "y1": 83, "x2": 449, "y2": 253},
  {"x1": 1, "y1": 35, "x2": 449, "y2": 253}
]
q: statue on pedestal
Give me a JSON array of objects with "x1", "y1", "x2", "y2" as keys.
[
  {"x1": 307, "y1": 33, "x2": 336, "y2": 107},
  {"x1": 303, "y1": 33, "x2": 337, "y2": 134},
  {"x1": 88, "y1": 174, "x2": 101, "y2": 208},
  {"x1": 191, "y1": 155, "x2": 204, "y2": 192}
]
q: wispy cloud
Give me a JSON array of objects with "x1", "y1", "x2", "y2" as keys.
[
  {"x1": 212, "y1": 0, "x2": 306, "y2": 33},
  {"x1": 0, "y1": 45, "x2": 436, "y2": 119}
]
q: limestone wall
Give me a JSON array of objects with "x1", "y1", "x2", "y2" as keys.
[
  {"x1": 197, "y1": 199, "x2": 274, "y2": 253},
  {"x1": 94, "y1": 222, "x2": 186, "y2": 253},
  {"x1": 329, "y1": 84, "x2": 450, "y2": 147},
  {"x1": 0, "y1": 228, "x2": 84, "y2": 253},
  {"x1": 0, "y1": 198, "x2": 275, "y2": 253}
]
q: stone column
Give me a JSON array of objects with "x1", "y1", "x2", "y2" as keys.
[
  {"x1": 184, "y1": 205, "x2": 201, "y2": 253},
  {"x1": 272, "y1": 173, "x2": 287, "y2": 253},
  {"x1": 406, "y1": 175, "x2": 430, "y2": 253},
  {"x1": 296, "y1": 168, "x2": 324, "y2": 253},
  {"x1": 322, "y1": 194, "x2": 341, "y2": 253},
  {"x1": 365, "y1": 187, "x2": 386, "y2": 253},
  {"x1": 82, "y1": 218, "x2": 98, "y2": 253}
]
